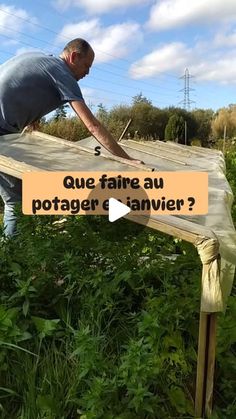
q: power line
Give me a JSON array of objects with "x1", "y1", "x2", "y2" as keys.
[
  {"x1": 0, "y1": 24, "x2": 60, "y2": 49},
  {"x1": 0, "y1": 6, "x2": 61, "y2": 36},
  {"x1": 82, "y1": 94, "x2": 127, "y2": 106},
  {"x1": 94, "y1": 67, "x2": 177, "y2": 92},
  {"x1": 1, "y1": 34, "x2": 177, "y2": 102},
  {"x1": 0, "y1": 33, "x2": 50, "y2": 54},
  {"x1": 0, "y1": 34, "x2": 178, "y2": 102},
  {"x1": 0, "y1": 49, "x2": 175, "y2": 107},
  {"x1": 88, "y1": 75, "x2": 175, "y2": 97},
  {"x1": 0, "y1": 5, "x2": 178, "y2": 79},
  {"x1": 0, "y1": 22, "x2": 178, "y2": 93},
  {"x1": 0, "y1": 5, "x2": 180, "y2": 107},
  {"x1": 81, "y1": 84, "x2": 172, "y2": 106},
  {"x1": 92, "y1": 68, "x2": 177, "y2": 93},
  {"x1": 0, "y1": 21, "x2": 177, "y2": 93}
]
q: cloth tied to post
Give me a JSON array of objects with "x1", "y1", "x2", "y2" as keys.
[{"x1": 196, "y1": 237, "x2": 223, "y2": 312}]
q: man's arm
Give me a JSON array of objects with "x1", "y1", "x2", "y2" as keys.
[{"x1": 70, "y1": 100, "x2": 143, "y2": 162}]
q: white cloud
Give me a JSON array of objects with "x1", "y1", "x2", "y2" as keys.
[
  {"x1": 57, "y1": 19, "x2": 100, "y2": 42},
  {"x1": 80, "y1": 87, "x2": 96, "y2": 100},
  {"x1": 130, "y1": 39, "x2": 236, "y2": 85},
  {"x1": 57, "y1": 19, "x2": 142, "y2": 63},
  {"x1": 0, "y1": 3, "x2": 37, "y2": 35},
  {"x1": 130, "y1": 42, "x2": 192, "y2": 78},
  {"x1": 54, "y1": 0, "x2": 149, "y2": 14},
  {"x1": 213, "y1": 30, "x2": 236, "y2": 48},
  {"x1": 15, "y1": 47, "x2": 45, "y2": 56},
  {"x1": 148, "y1": 0, "x2": 236, "y2": 31},
  {"x1": 194, "y1": 52, "x2": 236, "y2": 84}
]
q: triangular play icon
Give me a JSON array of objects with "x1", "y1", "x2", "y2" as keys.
[{"x1": 108, "y1": 198, "x2": 131, "y2": 222}]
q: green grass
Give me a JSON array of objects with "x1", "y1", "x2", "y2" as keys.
[{"x1": 0, "y1": 214, "x2": 235, "y2": 418}]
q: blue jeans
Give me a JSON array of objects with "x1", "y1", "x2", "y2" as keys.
[{"x1": 0, "y1": 171, "x2": 22, "y2": 237}]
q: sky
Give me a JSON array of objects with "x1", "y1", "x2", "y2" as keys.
[{"x1": 1, "y1": 0, "x2": 236, "y2": 113}]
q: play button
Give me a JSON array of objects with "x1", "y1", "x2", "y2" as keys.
[
  {"x1": 108, "y1": 198, "x2": 131, "y2": 222},
  {"x1": 84, "y1": 174, "x2": 151, "y2": 237}
]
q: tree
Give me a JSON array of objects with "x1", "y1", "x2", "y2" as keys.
[
  {"x1": 147, "y1": 107, "x2": 169, "y2": 140},
  {"x1": 165, "y1": 107, "x2": 196, "y2": 143},
  {"x1": 191, "y1": 109, "x2": 214, "y2": 146},
  {"x1": 54, "y1": 104, "x2": 69, "y2": 121},
  {"x1": 96, "y1": 103, "x2": 108, "y2": 124},
  {"x1": 40, "y1": 116, "x2": 90, "y2": 142},
  {"x1": 212, "y1": 106, "x2": 236, "y2": 139},
  {"x1": 130, "y1": 102, "x2": 156, "y2": 139},
  {"x1": 165, "y1": 114, "x2": 185, "y2": 143},
  {"x1": 132, "y1": 92, "x2": 152, "y2": 106}
]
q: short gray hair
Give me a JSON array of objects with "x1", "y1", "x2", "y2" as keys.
[{"x1": 62, "y1": 38, "x2": 92, "y2": 56}]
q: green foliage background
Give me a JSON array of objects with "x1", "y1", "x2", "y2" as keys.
[
  {"x1": 39, "y1": 98, "x2": 212, "y2": 146},
  {"x1": 164, "y1": 114, "x2": 185, "y2": 143}
]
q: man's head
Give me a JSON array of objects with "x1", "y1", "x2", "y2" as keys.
[{"x1": 60, "y1": 38, "x2": 95, "y2": 81}]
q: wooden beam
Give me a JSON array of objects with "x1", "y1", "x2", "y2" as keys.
[
  {"x1": 195, "y1": 312, "x2": 217, "y2": 418},
  {"x1": 205, "y1": 313, "x2": 217, "y2": 417},
  {"x1": 0, "y1": 155, "x2": 43, "y2": 178},
  {"x1": 195, "y1": 312, "x2": 208, "y2": 417},
  {"x1": 126, "y1": 214, "x2": 215, "y2": 245},
  {"x1": 121, "y1": 143, "x2": 189, "y2": 165}
]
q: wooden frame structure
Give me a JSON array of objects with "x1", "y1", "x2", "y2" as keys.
[{"x1": 0, "y1": 130, "x2": 234, "y2": 418}]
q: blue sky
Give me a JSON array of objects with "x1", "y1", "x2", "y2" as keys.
[{"x1": 1, "y1": 0, "x2": 236, "y2": 113}]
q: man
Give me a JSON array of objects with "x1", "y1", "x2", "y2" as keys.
[{"x1": 0, "y1": 38, "x2": 143, "y2": 237}]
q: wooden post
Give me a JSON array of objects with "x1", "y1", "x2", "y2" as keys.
[
  {"x1": 195, "y1": 312, "x2": 208, "y2": 417},
  {"x1": 223, "y1": 125, "x2": 227, "y2": 155},
  {"x1": 195, "y1": 313, "x2": 217, "y2": 418},
  {"x1": 118, "y1": 118, "x2": 132, "y2": 142},
  {"x1": 205, "y1": 313, "x2": 217, "y2": 417}
]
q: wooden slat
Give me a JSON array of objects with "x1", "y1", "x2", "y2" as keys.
[
  {"x1": 126, "y1": 214, "x2": 216, "y2": 244},
  {"x1": 121, "y1": 143, "x2": 189, "y2": 166},
  {"x1": 0, "y1": 155, "x2": 44, "y2": 178},
  {"x1": 123, "y1": 138, "x2": 223, "y2": 158}
]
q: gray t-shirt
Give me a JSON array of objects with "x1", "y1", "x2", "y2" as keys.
[{"x1": 0, "y1": 52, "x2": 84, "y2": 134}]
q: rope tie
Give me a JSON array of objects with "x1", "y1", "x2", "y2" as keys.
[
  {"x1": 196, "y1": 237, "x2": 219, "y2": 265},
  {"x1": 195, "y1": 237, "x2": 222, "y2": 312}
]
